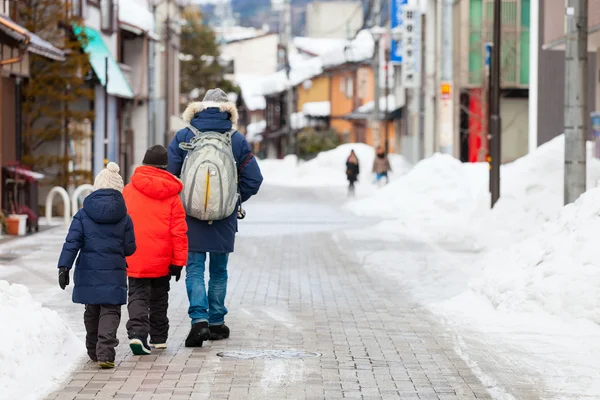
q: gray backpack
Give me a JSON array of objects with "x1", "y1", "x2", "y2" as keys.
[{"x1": 178, "y1": 125, "x2": 239, "y2": 222}]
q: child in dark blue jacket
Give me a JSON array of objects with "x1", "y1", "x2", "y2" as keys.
[{"x1": 58, "y1": 162, "x2": 136, "y2": 369}]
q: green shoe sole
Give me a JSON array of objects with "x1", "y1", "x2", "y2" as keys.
[
  {"x1": 130, "y1": 339, "x2": 152, "y2": 355},
  {"x1": 98, "y1": 361, "x2": 114, "y2": 369}
]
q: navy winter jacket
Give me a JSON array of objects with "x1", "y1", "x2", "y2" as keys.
[
  {"x1": 58, "y1": 189, "x2": 136, "y2": 305},
  {"x1": 168, "y1": 104, "x2": 263, "y2": 253}
]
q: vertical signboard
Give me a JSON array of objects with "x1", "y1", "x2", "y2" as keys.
[
  {"x1": 401, "y1": 6, "x2": 421, "y2": 88},
  {"x1": 440, "y1": 82, "x2": 453, "y2": 150},
  {"x1": 390, "y1": 0, "x2": 409, "y2": 64}
]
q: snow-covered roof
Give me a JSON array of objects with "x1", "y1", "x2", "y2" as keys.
[
  {"x1": 320, "y1": 30, "x2": 374, "y2": 68},
  {"x1": 246, "y1": 120, "x2": 266, "y2": 143},
  {"x1": 250, "y1": 30, "x2": 375, "y2": 97},
  {"x1": 302, "y1": 101, "x2": 331, "y2": 117},
  {"x1": 237, "y1": 75, "x2": 268, "y2": 111},
  {"x1": 355, "y1": 94, "x2": 403, "y2": 114},
  {"x1": 0, "y1": 13, "x2": 65, "y2": 61},
  {"x1": 118, "y1": 1, "x2": 155, "y2": 34},
  {"x1": 294, "y1": 37, "x2": 346, "y2": 57}
]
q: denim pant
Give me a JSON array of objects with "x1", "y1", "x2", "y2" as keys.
[{"x1": 186, "y1": 252, "x2": 229, "y2": 326}]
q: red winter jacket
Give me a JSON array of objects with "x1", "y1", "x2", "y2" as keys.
[{"x1": 123, "y1": 166, "x2": 188, "y2": 278}]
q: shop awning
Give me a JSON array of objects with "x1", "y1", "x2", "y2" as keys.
[{"x1": 74, "y1": 26, "x2": 134, "y2": 99}]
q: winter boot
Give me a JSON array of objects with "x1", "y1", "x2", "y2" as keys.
[
  {"x1": 185, "y1": 321, "x2": 211, "y2": 347},
  {"x1": 209, "y1": 324, "x2": 230, "y2": 340},
  {"x1": 129, "y1": 336, "x2": 152, "y2": 355}
]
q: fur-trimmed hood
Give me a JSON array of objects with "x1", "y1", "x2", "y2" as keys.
[{"x1": 182, "y1": 101, "x2": 239, "y2": 126}]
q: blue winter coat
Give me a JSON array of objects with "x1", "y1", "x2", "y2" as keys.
[
  {"x1": 58, "y1": 189, "x2": 136, "y2": 305},
  {"x1": 168, "y1": 106, "x2": 263, "y2": 253}
]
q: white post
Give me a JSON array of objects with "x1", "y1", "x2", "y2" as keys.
[{"x1": 528, "y1": 0, "x2": 539, "y2": 153}]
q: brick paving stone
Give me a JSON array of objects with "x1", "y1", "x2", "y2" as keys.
[{"x1": 45, "y1": 187, "x2": 493, "y2": 400}]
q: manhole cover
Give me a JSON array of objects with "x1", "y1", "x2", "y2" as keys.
[
  {"x1": 0, "y1": 253, "x2": 19, "y2": 263},
  {"x1": 217, "y1": 350, "x2": 321, "y2": 360}
]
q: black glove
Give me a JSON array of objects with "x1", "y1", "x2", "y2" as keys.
[
  {"x1": 169, "y1": 265, "x2": 183, "y2": 282},
  {"x1": 58, "y1": 267, "x2": 70, "y2": 290}
]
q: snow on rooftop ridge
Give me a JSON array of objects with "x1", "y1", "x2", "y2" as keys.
[
  {"x1": 236, "y1": 75, "x2": 268, "y2": 110},
  {"x1": 118, "y1": 0, "x2": 154, "y2": 33},
  {"x1": 302, "y1": 101, "x2": 331, "y2": 117},
  {"x1": 246, "y1": 120, "x2": 266, "y2": 143},
  {"x1": 356, "y1": 94, "x2": 398, "y2": 113},
  {"x1": 293, "y1": 37, "x2": 347, "y2": 56}
]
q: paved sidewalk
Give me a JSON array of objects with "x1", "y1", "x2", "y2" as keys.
[{"x1": 43, "y1": 186, "x2": 492, "y2": 400}]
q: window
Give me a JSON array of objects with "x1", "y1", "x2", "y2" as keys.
[
  {"x1": 100, "y1": 0, "x2": 114, "y2": 33},
  {"x1": 345, "y1": 76, "x2": 353, "y2": 99}
]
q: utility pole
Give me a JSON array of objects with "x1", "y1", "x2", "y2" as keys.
[
  {"x1": 104, "y1": 56, "x2": 109, "y2": 167},
  {"x1": 283, "y1": 0, "x2": 295, "y2": 155},
  {"x1": 424, "y1": 0, "x2": 437, "y2": 157},
  {"x1": 164, "y1": 0, "x2": 171, "y2": 147},
  {"x1": 372, "y1": 0, "x2": 382, "y2": 148},
  {"x1": 564, "y1": 0, "x2": 588, "y2": 204},
  {"x1": 439, "y1": 0, "x2": 453, "y2": 155},
  {"x1": 489, "y1": 0, "x2": 501, "y2": 206}
]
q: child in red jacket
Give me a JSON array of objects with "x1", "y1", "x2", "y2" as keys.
[{"x1": 123, "y1": 145, "x2": 188, "y2": 354}]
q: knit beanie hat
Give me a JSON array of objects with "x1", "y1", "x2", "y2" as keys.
[
  {"x1": 93, "y1": 162, "x2": 124, "y2": 192},
  {"x1": 142, "y1": 145, "x2": 168, "y2": 169},
  {"x1": 202, "y1": 88, "x2": 229, "y2": 103}
]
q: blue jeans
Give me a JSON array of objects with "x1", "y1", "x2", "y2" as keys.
[
  {"x1": 375, "y1": 172, "x2": 389, "y2": 183},
  {"x1": 186, "y1": 252, "x2": 229, "y2": 326}
]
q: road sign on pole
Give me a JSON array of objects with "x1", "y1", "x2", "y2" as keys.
[{"x1": 390, "y1": 0, "x2": 408, "y2": 64}]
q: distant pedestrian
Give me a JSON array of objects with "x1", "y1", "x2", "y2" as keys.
[
  {"x1": 346, "y1": 150, "x2": 360, "y2": 197},
  {"x1": 57, "y1": 162, "x2": 136, "y2": 369},
  {"x1": 373, "y1": 146, "x2": 392, "y2": 186},
  {"x1": 168, "y1": 88, "x2": 263, "y2": 347},
  {"x1": 123, "y1": 145, "x2": 188, "y2": 355}
]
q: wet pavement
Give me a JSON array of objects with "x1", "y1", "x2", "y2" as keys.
[{"x1": 3, "y1": 185, "x2": 494, "y2": 400}]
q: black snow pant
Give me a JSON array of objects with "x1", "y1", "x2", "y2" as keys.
[
  {"x1": 126, "y1": 276, "x2": 170, "y2": 344},
  {"x1": 84, "y1": 304, "x2": 122, "y2": 362}
]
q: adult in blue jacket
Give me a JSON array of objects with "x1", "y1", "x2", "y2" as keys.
[
  {"x1": 168, "y1": 88, "x2": 263, "y2": 347},
  {"x1": 58, "y1": 162, "x2": 136, "y2": 367}
]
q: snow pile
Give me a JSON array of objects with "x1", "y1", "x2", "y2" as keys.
[
  {"x1": 348, "y1": 136, "x2": 600, "y2": 248},
  {"x1": 0, "y1": 280, "x2": 83, "y2": 399},
  {"x1": 259, "y1": 143, "x2": 411, "y2": 188},
  {"x1": 470, "y1": 187, "x2": 600, "y2": 323},
  {"x1": 347, "y1": 154, "x2": 488, "y2": 243},
  {"x1": 475, "y1": 136, "x2": 600, "y2": 247}
]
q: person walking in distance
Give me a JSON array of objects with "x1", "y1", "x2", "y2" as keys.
[
  {"x1": 373, "y1": 146, "x2": 392, "y2": 186},
  {"x1": 123, "y1": 145, "x2": 188, "y2": 355},
  {"x1": 57, "y1": 162, "x2": 136, "y2": 369},
  {"x1": 346, "y1": 150, "x2": 360, "y2": 197},
  {"x1": 168, "y1": 88, "x2": 263, "y2": 347}
]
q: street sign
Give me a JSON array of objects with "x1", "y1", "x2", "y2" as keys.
[
  {"x1": 485, "y1": 42, "x2": 492, "y2": 67},
  {"x1": 401, "y1": 6, "x2": 421, "y2": 88},
  {"x1": 390, "y1": 0, "x2": 408, "y2": 64}
]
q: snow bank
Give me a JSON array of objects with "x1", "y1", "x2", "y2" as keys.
[
  {"x1": 348, "y1": 135, "x2": 600, "y2": 248},
  {"x1": 0, "y1": 280, "x2": 83, "y2": 399},
  {"x1": 259, "y1": 143, "x2": 411, "y2": 188},
  {"x1": 470, "y1": 187, "x2": 600, "y2": 322}
]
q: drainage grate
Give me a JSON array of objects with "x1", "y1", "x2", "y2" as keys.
[{"x1": 217, "y1": 350, "x2": 321, "y2": 360}]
